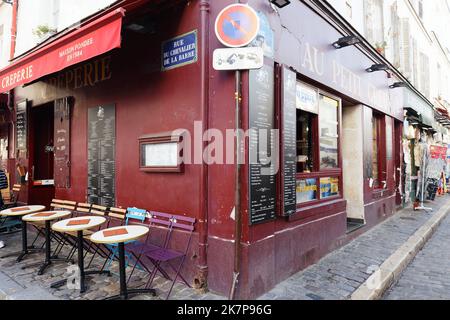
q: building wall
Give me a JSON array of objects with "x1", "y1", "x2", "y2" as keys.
[
  {"x1": 0, "y1": 2, "x2": 12, "y2": 68},
  {"x1": 13, "y1": 1, "x2": 210, "y2": 287},
  {"x1": 329, "y1": 0, "x2": 450, "y2": 107},
  {"x1": 342, "y1": 105, "x2": 365, "y2": 221},
  {"x1": 14, "y1": 0, "x2": 117, "y2": 57}
]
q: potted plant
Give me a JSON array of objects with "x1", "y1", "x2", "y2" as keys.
[
  {"x1": 374, "y1": 41, "x2": 387, "y2": 55},
  {"x1": 33, "y1": 24, "x2": 57, "y2": 41}
]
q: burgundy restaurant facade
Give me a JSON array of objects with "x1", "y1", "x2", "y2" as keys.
[{"x1": 0, "y1": 0, "x2": 423, "y2": 299}]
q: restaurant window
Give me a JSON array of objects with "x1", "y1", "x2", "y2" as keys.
[
  {"x1": 372, "y1": 112, "x2": 386, "y2": 189},
  {"x1": 295, "y1": 81, "x2": 342, "y2": 205}
]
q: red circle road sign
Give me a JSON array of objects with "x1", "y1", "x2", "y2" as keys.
[{"x1": 215, "y1": 4, "x2": 260, "y2": 48}]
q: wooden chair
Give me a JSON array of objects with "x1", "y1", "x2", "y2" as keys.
[
  {"x1": 2, "y1": 184, "x2": 22, "y2": 208},
  {"x1": 30, "y1": 199, "x2": 77, "y2": 250},
  {"x1": 0, "y1": 184, "x2": 22, "y2": 234}
]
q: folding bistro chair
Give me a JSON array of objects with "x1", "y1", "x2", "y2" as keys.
[
  {"x1": 142, "y1": 214, "x2": 196, "y2": 299},
  {"x1": 101, "y1": 207, "x2": 147, "y2": 273},
  {"x1": 71, "y1": 203, "x2": 112, "y2": 268},
  {"x1": 29, "y1": 199, "x2": 77, "y2": 249},
  {"x1": 100, "y1": 206, "x2": 127, "y2": 272},
  {"x1": 0, "y1": 184, "x2": 22, "y2": 234},
  {"x1": 3, "y1": 184, "x2": 22, "y2": 208},
  {"x1": 126, "y1": 211, "x2": 175, "y2": 285}
]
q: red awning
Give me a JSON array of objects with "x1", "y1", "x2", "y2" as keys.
[{"x1": 0, "y1": 8, "x2": 125, "y2": 94}]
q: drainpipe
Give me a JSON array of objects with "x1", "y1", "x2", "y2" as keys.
[
  {"x1": 194, "y1": 0, "x2": 210, "y2": 293},
  {"x1": 8, "y1": 0, "x2": 18, "y2": 177},
  {"x1": 10, "y1": 0, "x2": 18, "y2": 60}
]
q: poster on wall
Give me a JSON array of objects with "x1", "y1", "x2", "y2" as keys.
[
  {"x1": 281, "y1": 66, "x2": 297, "y2": 216},
  {"x1": 87, "y1": 104, "x2": 116, "y2": 207},
  {"x1": 248, "y1": 63, "x2": 276, "y2": 225}
]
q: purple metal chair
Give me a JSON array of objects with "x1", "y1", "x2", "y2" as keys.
[
  {"x1": 142, "y1": 214, "x2": 196, "y2": 299},
  {"x1": 126, "y1": 211, "x2": 175, "y2": 284}
]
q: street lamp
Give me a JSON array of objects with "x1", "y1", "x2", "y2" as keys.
[
  {"x1": 269, "y1": 0, "x2": 291, "y2": 8},
  {"x1": 332, "y1": 36, "x2": 361, "y2": 49},
  {"x1": 365, "y1": 64, "x2": 389, "y2": 73},
  {"x1": 389, "y1": 82, "x2": 408, "y2": 89}
]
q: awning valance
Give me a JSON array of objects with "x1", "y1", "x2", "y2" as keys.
[
  {"x1": 0, "y1": 8, "x2": 124, "y2": 94},
  {"x1": 403, "y1": 88, "x2": 435, "y2": 127}
]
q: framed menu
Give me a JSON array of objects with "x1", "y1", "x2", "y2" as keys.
[
  {"x1": 16, "y1": 100, "x2": 27, "y2": 155},
  {"x1": 87, "y1": 104, "x2": 116, "y2": 207},
  {"x1": 281, "y1": 67, "x2": 297, "y2": 216},
  {"x1": 248, "y1": 63, "x2": 276, "y2": 225}
]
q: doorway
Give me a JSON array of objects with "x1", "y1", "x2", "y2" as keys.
[{"x1": 28, "y1": 102, "x2": 55, "y2": 207}]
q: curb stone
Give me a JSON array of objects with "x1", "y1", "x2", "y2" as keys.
[{"x1": 351, "y1": 200, "x2": 450, "y2": 300}]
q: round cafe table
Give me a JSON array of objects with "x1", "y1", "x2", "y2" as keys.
[
  {"x1": 0, "y1": 205, "x2": 46, "y2": 262},
  {"x1": 90, "y1": 225, "x2": 156, "y2": 300},
  {"x1": 50, "y1": 216, "x2": 110, "y2": 293},
  {"x1": 22, "y1": 210, "x2": 72, "y2": 275}
]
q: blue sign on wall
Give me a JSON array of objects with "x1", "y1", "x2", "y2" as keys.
[{"x1": 162, "y1": 30, "x2": 197, "y2": 71}]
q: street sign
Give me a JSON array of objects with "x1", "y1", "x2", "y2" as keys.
[
  {"x1": 215, "y1": 4, "x2": 260, "y2": 48},
  {"x1": 213, "y1": 47, "x2": 264, "y2": 71}
]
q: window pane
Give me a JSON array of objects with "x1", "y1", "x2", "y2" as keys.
[
  {"x1": 296, "y1": 178, "x2": 317, "y2": 203},
  {"x1": 320, "y1": 177, "x2": 339, "y2": 199},
  {"x1": 297, "y1": 110, "x2": 314, "y2": 173},
  {"x1": 319, "y1": 95, "x2": 339, "y2": 169}
]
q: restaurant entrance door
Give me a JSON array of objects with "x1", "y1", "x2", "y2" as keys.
[{"x1": 28, "y1": 102, "x2": 55, "y2": 208}]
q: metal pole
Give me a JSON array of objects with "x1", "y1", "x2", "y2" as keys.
[{"x1": 229, "y1": 70, "x2": 241, "y2": 300}]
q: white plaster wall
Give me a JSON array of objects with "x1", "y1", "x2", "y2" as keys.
[
  {"x1": 342, "y1": 105, "x2": 365, "y2": 221},
  {"x1": 15, "y1": 0, "x2": 116, "y2": 57},
  {"x1": 0, "y1": 2, "x2": 12, "y2": 68}
]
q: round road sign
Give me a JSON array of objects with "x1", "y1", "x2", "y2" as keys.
[{"x1": 215, "y1": 4, "x2": 260, "y2": 48}]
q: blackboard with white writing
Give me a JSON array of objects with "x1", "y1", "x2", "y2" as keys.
[
  {"x1": 87, "y1": 104, "x2": 116, "y2": 207},
  {"x1": 282, "y1": 67, "x2": 297, "y2": 216},
  {"x1": 249, "y1": 63, "x2": 276, "y2": 225}
]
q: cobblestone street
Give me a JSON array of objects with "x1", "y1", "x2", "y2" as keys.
[
  {"x1": 1, "y1": 196, "x2": 450, "y2": 300},
  {"x1": 258, "y1": 196, "x2": 450, "y2": 300},
  {"x1": 0, "y1": 229, "x2": 223, "y2": 300},
  {"x1": 384, "y1": 208, "x2": 450, "y2": 300}
]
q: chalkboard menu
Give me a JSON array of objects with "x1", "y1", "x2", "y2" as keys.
[
  {"x1": 281, "y1": 67, "x2": 297, "y2": 216},
  {"x1": 54, "y1": 98, "x2": 71, "y2": 188},
  {"x1": 249, "y1": 63, "x2": 276, "y2": 225},
  {"x1": 16, "y1": 101, "x2": 27, "y2": 152},
  {"x1": 88, "y1": 105, "x2": 116, "y2": 207}
]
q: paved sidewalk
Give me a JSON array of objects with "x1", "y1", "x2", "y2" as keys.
[
  {"x1": 258, "y1": 195, "x2": 450, "y2": 300},
  {"x1": 383, "y1": 208, "x2": 450, "y2": 300},
  {"x1": 0, "y1": 229, "x2": 223, "y2": 300},
  {"x1": 1, "y1": 196, "x2": 449, "y2": 300}
]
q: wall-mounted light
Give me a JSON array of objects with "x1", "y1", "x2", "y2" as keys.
[
  {"x1": 366, "y1": 64, "x2": 389, "y2": 73},
  {"x1": 389, "y1": 82, "x2": 408, "y2": 89},
  {"x1": 332, "y1": 36, "x2": 361, "y2": 49},
  {"x1": 269, "y1": 0, "x2": 291, "y2": 8}
]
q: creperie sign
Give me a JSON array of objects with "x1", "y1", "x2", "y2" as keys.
[
  {"x1": 1, "y1": 65, "x2": 34, "y2": 90},
  {"x1": 0, "y1": 8, "x2": 123, "y2": 94}
]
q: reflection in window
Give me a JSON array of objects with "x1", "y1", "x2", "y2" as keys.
[
  {"x1": 320, "y1": 177, "x2": 339, "y2": 199},
  {"x1": 319, "y1": 95, "x2": 339, "y2": 169},
  {"x1": 296, "y1": 178, "x2": 317, "y2": 204},
  {"x1": 372, "y1": 115, "x2": 379, "y2": 186},
  {"x1": 297, "y1": 110, "x2": 315, "y2": 173}
]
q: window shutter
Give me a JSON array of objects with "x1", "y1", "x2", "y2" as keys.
[
  {"x1": 412, "y1": 38, "x2": 418, "y2": 87},
  {"x1": 419, "y1": 53, "x2": 430, "y2": 98},
  {"x1": 400, "y1": 18, "x2": 411, "y2": 78},
  {"x1": 391, "y1": 4, "x2": 401, "y2": 68}
]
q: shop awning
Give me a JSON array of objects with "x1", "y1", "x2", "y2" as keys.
[
  {"x1": 0, "y1": 8, "x2": 125, "y2": 94},
  {"x1": 403, "y1": 88, "x2": 435, "y2": 127}
]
